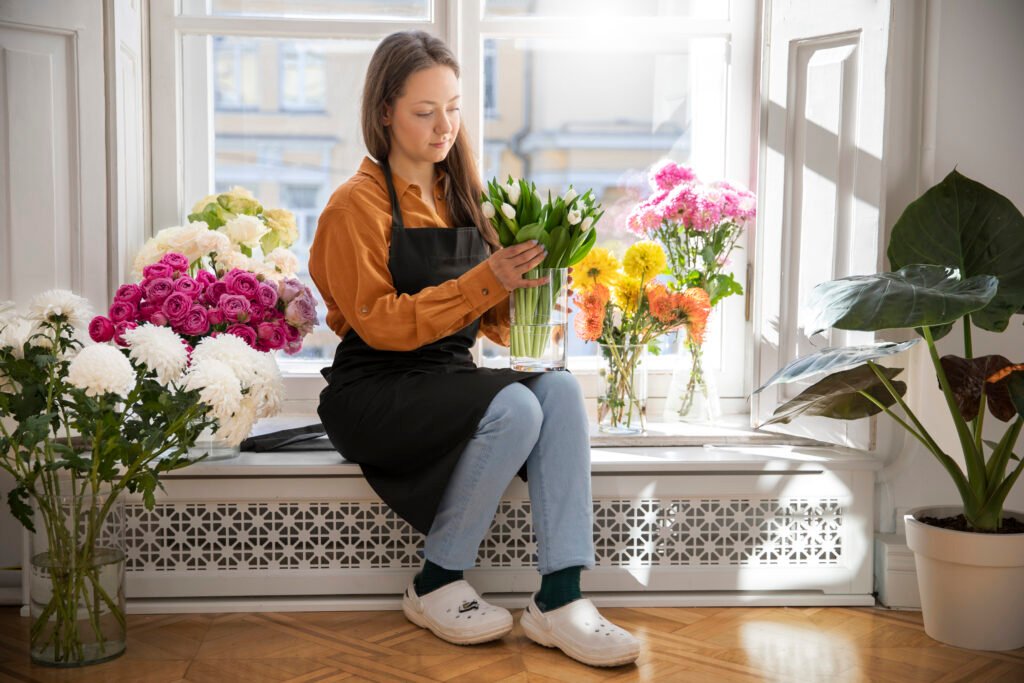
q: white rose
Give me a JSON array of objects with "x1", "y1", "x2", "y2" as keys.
[
  {"x1": 506, "y1": 180, "x2": 521, "y2": 205},
  {"x1": 218, "y1": 214, "x2": 269, "y2": 249},
  {"x1": 563, "y1": 187, "x2": 578, "y2": 203},
  {"x1": 581, "y1": 216, "x2": 594, "y2": 231},
  {"x1": 501, "y1": 203, "x2": 516, "y2": 220},
  {"x1": 567, "y1": 208, "x2": 582, "y2": 225},
  {"x1": 481, "y1": 202, "x2": 496, "y2": 219},
  {"x1": 196, "y1": 229, "x2": 231, "y2": 256},
  {"x1": 265, "y1": 247, "x2": 299, "y2": 277}
]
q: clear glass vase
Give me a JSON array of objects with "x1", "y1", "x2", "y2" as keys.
[
  {"x1": 664, "y1": 333, "x2": 721, "y2": 424},
  {"x1": 29, "y1": 480, "x2": 126, "y2": 667},
  {"x1": 188, "y1": 426, "x2": 241, "y2": 461},
  {"x1": 509, "y1": 267, "x2": 569, "y2": 371},
  {"x1": 597, "y1": 343, "x2": 648, "y2": 434}
]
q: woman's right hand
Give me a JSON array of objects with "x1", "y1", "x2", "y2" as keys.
[{"x1": 487, "y1": 240, "x2": 550, "y2": 292}]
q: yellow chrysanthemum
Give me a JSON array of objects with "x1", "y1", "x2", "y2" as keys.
[
  {"x1": 623, "y1": 240, "x2": 667, "y2": 280},
  {"x1": 612, "y1": 276, "x2": 643, "y2": 316},
  {"x1": 575, "y1": 247, "x2": 620, "y2": 293}
]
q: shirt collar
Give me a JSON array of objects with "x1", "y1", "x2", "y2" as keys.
[{"x1": 359, "y1": 156, "x2": 447, "y2": 200}]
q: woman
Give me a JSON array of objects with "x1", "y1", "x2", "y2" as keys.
[{"x1": 309, "y1": 31, "x2": 640, "y2": 668}]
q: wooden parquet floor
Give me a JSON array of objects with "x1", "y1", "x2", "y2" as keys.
[{"x1": 1, "y1": 605, "x2": 1023, "y2": 683}]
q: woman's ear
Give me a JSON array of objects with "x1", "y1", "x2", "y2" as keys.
[{"x1": 382, "y1": 103, "x2": 392, "y2": 126}]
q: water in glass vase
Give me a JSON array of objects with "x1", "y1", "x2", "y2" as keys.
[{"x1": 510, "y1": 268, "x2": 569, "y2": 371}]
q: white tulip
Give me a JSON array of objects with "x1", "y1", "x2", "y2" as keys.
[
  {"x1": 506, "y1": 181, "x2": 521, "y2": 205},
  {"x1": 482, "y1": 202, "x2": 496, "y2": 219},
  {"x1": 501, "y1": 203, "x2": 516, "y2": 220},
  {"x1": 567, "y1": 208, "x2": 582, "y2": 225},
  {"x1": 563, "y1": 187, "x2": 578, "y2": 203},
  {"x1": 581, "y1": 216, "x2": 594, "y2": 231}
]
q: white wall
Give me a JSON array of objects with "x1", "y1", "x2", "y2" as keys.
[{"x1": 877, "y1": 0, "x2": 1024, "y2": 533}]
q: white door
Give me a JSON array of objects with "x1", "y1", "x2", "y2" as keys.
[{"x1": 752, "y1": 0, "x2": 893, "y2": 448}]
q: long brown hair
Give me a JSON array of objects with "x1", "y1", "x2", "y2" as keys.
[{"x1": 361, "y1": 31, "x2": 500, "y2": 251}]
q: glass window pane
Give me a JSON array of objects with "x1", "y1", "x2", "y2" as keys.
[
  {"x1": 479, "y1": 35, "x2": 729, "y2": 362},
  {"x1": 186, "y1": 36, "x2": 380, "y2": 362},
  {"x1": 207, "y1": 0, "x2": 429, "y2": 20},
  {"x1": 484, "y1": 0, "x2": 727, "y2": 20}
]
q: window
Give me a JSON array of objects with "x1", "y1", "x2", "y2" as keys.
[{"x1": 150, "y1": 1, "x2": 755, "y2": 411}]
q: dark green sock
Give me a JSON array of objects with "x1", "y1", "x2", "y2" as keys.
[
  {"x1": 535, "y1": 565, "x2": 583, "y2": 612},
  {"x1": 413, "y1": 559, "x2": 464, "y2": 596}
]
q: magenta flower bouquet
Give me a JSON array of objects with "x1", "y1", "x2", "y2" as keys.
[{"x1": 89, "y1": 252, "x2": 318, "y2": 354}]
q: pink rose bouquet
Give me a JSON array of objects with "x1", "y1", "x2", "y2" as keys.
[{"x1": 91, "y1": 252, "x2": 319, "y2": 354}]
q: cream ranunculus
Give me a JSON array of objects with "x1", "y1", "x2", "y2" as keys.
[
  {"x1": 132, "y1": 240, "x2": 165, "y2": 279},
  {"x1": 218, "y1": 214, "x2": 269, "y2": 249},
  {"x1": 218, "y1": 186, "x2": 262, "y2": 215},
  {"x1": 265, "y1": 248, "x2": 299, "y2": 277},
  {"x1": 213, "y1": 249, "x2": 255, "y2": 274},
  {"x1": 191, "y1": 194, "x2": 220, "y2": 214},
  {"x1": 154, "y1": 222, "x2": 210, "y2": 263},
  {"x1": 196, "y1": 229, "x2": 231, "y2": 256},
  {"x1": 263, "y1": 208, "x2": 299, "y2": 247}
]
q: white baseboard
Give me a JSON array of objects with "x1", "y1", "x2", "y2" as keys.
[{"x1": 874, "y1": 533, "x2": 920, "y2": 609}]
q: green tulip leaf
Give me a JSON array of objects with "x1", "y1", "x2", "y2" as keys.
[
  {"x1": 515, "y1": 222, "x2": 545, "y2": 244},
  {"x1": 889, "y1": 170, "x2": 1024, "y2": 332},
  {"x1": 755, "y1": 340, "x2": 919, "y2": 393},
  {"x1": 806, "y1": 264, "x2": 997, "y2": 340},
  {"x1": 566, "y1": 228, "x2": 597, "y2": 266},
  {"x1": 761, "y1": 365, "x2": 906, "y2": 426}
]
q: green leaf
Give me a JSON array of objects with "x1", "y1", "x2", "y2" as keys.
[
  {"x1": 761, "y1": 365, "x2": 906, "y2": 426},
  {"x1": 940, "y1": 355, "x2": 1020, "y2": 422},
  {"x1": 755, "y1": 340, "x2": 920, "y2": 393},
  {"x1": 888, "y1": 169, "x2": 1024, "y2": 333},
  {"x1": 7, "y1": 485, "x2": 34, "y2": 533},
  {"x1": 806, "y1": 264, "x2": 997, "y2": 339},
  {"x1": 1010, "y1": 372, "x2": 1024, "y2": 419},
  {"x1": 515, "y1": 222, "x2": 546, "y2": 244},
  {"x1": 566, "y1": 228, "x2": 597, "y2": 266}
]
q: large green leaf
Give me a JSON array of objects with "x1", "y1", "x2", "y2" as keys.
[
  {"x1": 755, "y1": 340, "x2": 919, "y2": 393},
  {"x1": 1009, "y1": 372, "x2": 1024, "y2": 419},
  {"x1": 760, "y1": 365, "x2": 906, "y2": 426},
  {"x1": 888, "y1": 170, "x2": 1024, "y2": 332},
  {"x1": 806, "y1": 264, "x2": 997, "y2": 339},
  {"x1": 940, "y1": 355, "x2": 1020, "y2": 422}
]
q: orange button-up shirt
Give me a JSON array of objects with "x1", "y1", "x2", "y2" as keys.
[{"x1": 308, "y1": 157, "x2": 511, "y2": 352}]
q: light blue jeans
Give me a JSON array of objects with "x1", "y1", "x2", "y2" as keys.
[{"x1": 423, "y1": 370, "x2": 596, "y2": 575}]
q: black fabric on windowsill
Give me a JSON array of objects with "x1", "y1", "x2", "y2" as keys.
[{"x1": 239, "y1": 423, "x2": 333, "y2": 452}]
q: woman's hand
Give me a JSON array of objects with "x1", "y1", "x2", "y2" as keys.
[{"x1": 488, "y1": 240, "x2": 550, "y2": 292}]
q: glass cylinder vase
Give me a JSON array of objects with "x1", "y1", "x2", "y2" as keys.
[
  {"x1": 187, "y1": 426, "x2": 241, "y2": 461},
  {"x1": 663, "y1": 332, "x2": 721, "y2": 424},
  {"x1": 597, "y1": 343, "x2": 648, "y2": 434},
  {"x1": 29, "y1": 480, "x2": 126, "y2": 667},
  {"x1": 509, "y1": 267, "x2": 569, "y2": 372}
]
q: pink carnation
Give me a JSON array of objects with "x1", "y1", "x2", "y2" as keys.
[
  {"x1": 161, "y1": 252, "x2": 190, "y2": 273},
  {"x1": 649, "y1": 160, "x2": 697, "y2": 192},
  {"x1": 88, "y1": 316, "x2": 115, "y2": 343}
]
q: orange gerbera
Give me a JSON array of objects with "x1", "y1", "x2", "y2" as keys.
[{"x1": 573, "y1": 284, "x2": 610, "y2": 342}]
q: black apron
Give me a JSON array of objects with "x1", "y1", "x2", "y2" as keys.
[{"x1": 317, "y1": 160, "x2": 545, "y2": 535}]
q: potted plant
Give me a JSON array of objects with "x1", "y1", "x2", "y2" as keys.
[{"x1": 755, "y1": 170, "x2": 1024, "y2": 650}]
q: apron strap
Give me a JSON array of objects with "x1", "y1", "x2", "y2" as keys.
[{"x1": 379, "y1": 158, "x2": 405, "y2": 230}]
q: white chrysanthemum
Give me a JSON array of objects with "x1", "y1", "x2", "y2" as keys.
[
  {"x1": 191, "y1": 334, "x2": 261, "y2": 386},
  {"x1": 218, "y1": 214, "x2": 269, "y2": 249},
  {"x1": 123, "y1": 324, "x2": 189, "y2": 385},
  {"x1": 67, "y1": 344, "x2": 135, "y2": 398},
  {"x1": 184, "y1": 357, "x2": 243, "y2": 418},
  {"x1": 214, "y1": 394, "x2": 259, "y2": 446},
  {"x1": 265, "y1": 248, "x2": 299, "y2": 277},
  {"x1": 154, "y1": 222, "x2": 209, "y2": 263},
  {"x1": 0, "y1": 316, "x2": 29, "y2": 358},
  {"x1": 196, "y1": 229, "x2": 230, "y2": 256},
  {"x1": 249, "y1": 352, "x2": 283, "y2": 418},
  {"x1": 213, "y1": 249, "x2": 255, "y2": 274},
  {"x1": 0, "y1": 300, "x2": 16, "y2": 325},
  {"x1": 28, "y1": 289, "x2": 92, "y2": 328}
]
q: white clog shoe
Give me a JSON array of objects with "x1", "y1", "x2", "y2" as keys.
[
  {"x1": 402, "y1": 579, "x2": 513, "y2": 645},
  {"x1": 520, "y1": 596, "x2": 640, "y2": 667}
]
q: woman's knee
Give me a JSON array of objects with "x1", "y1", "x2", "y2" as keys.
[
  {"x1": 529, "y1": 370, "x2": 584, "y2": 404},
  {"x1": 482, "y1": 382, "x2": 543, "y2": 439}
]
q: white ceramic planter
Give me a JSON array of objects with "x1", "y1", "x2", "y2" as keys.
[{"x1": 904, "y1": 506, "x2": 1024, "y2": 651}]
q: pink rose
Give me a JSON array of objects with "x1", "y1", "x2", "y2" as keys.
[
  {"x1": 143, "y1": 262, "x2": 173, "y2": 280},
  {"x1": 180, "y1": 306, "x2": 210, "y2": 336},
  {"x1": 161, "y1": 252, "x2": 190, "y2": 273},
  {"x1": 283, "y1": 339, "x2": 302, "y2": 355},
  {"x1": 218, "y1": 294, "x2": 252, "y2": 323},
  {"x1": 208, "y1": 308, "x2": 225, "y2": 326},
  {"x1": 225, "y1": 323, "x2": 257, "y2": 348},
  {"x1": 109, "y1": 300, "x2": 138, "y2": 324},
  {"x1": 144, "y1": 277, "x2": 175, "y2": 304},
  {"x1": 205, "y1": 281, "x2": 229, "y2": 306},
  {"x1": 283, "y1": 322, "x2": 301, "y2": 342},
  {"x1": 113, "y1": 321, "x2": 137, "y2": 347},
  {"x1": 256, "y1": 282, "x2": 279, "y2": 308},
  {"x1": 174, "y1": 276, "x2": 202, "y2": 300},
  {"x1": 139, "y1": 302, "x2": 158, "y2": 322},
  {"x1": 89, "y1": 316, "x2": 115, "y2": 343},
  {"x1": 285, "y1": 296, "x2": 317, "y2": 334},
  {"x1": 279, "y1": 278, "x2": 304, "y2": 303},
  {"x1": 162, "y1": 292, "x2": 193, "y2": 323},
  {"x1": 256, "y1": 322, "x2": 286, "y2": 350},
  {"x1": 224, "y1": 268, "x2": 260, "y2": 298},
  {"x1": 114, "y1": 284, "x2": 144, "y2": 306},
  {"x1": 150, "y1": 311, "x2": 169, "y2": 326},
  {"x1": 196, "y1": 269, "x2": 217, "y2": 287}
]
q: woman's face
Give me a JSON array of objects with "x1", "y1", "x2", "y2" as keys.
[{"x1": 384, "y1": 65, "x2": 461, "y2": 166}]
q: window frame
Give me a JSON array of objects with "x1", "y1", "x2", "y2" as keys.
[{"x1": 148, "y1": 0, "x2": 758, "y2": 415}]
